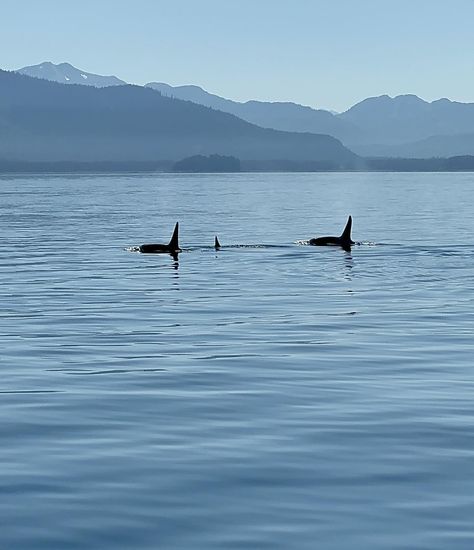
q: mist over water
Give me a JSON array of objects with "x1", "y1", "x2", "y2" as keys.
[{"x1": 1, "y1": 172, "x2": 474, "y2": 549}]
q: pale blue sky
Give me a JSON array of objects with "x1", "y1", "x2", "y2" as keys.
[{"x1": 3, "y1": 0, "x2": 474, "y2": 111}]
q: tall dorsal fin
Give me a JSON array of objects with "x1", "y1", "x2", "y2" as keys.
[
  {"x1": 340, "y1": 216, "x2": 353, "y2": 243},
  {"x1": 214, "y1": 236, "x2": 221, "y2": 249},
  {"x1": 168, "y1": 222, "x2": 179, "y2": 250}
]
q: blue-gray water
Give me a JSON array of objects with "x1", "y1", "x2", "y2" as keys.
[{"x1": 1, "y1": 172, "x2": 474, "y2": 549}]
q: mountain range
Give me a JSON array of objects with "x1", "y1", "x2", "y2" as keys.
[
  {"x1": 11, "y1": 62, "x2": 474, "y2": 160},
  {"x1": 148, "y1": 85, "x2": 474, "y2": 158},
  {"x1": 0, "y1": 69, "x2": 356, "y2": 166}
]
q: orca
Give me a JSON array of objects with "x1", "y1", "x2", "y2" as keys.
[
  {"x1": 214, "y1": 236, "x2": 221, "y2": 250},
  {"x1": 139, "y1": 222, "x2": 181, "y2": 255},
  {"x1": 309, "y1": 216, "x2": 354, "y2": 251}
]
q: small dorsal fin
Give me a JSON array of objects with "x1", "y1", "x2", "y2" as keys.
[
  {"x1": 214, "y1": 236, "x2": 221, "y2": 249},
  {"x1": 340, "y1": 216, "x2": 353, "y2": 243},
  {"x1": 168, "y1": 222, "x2": 179, "y2": 250}
]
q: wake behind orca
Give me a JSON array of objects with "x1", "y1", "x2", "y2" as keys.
[
  {"x1": 139, "y1": 222, "x2": 181, "y2": 255},
  {"x1": 309, "y1": 216, "x2": 354, "y2": 252}
]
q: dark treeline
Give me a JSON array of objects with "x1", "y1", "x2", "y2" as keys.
[
  {"x1": 364, "y1": 155, "x2": 474, "y2": 171},
  {"x1": 241, "y1": 159, "x2": 360, "y2": 171},
  {"x1": 3, "y1": 155, "x2": 474, "y2": 174},
  {"x1": 173, "y1": 154, "x2": 241, "y2": 172},
  {"x1": 0, "y1": 160, "x2": 173, "y2": 173}
]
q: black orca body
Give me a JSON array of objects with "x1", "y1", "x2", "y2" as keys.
[
  {"x1": 214, "y1": 236, "x2": 221, "y2": 250},
  {"x1": 139, "y1": 222, "x2": 181, "y2": 255},
  {"x1": 309, "y1": 216, "x2": 354, "y2": 251}
]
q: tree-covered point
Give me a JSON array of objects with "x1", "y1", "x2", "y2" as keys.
[{"x1": 173, "y1": 154, "x2": 241, "y2": 172}]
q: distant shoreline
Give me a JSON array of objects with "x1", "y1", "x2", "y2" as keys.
[{"x1": 2, "y1": 156, "x2": 474, "y2": 174}]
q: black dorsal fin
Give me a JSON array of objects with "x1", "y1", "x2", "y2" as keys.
[
  {"x1": 214, "y1": 236, "x2": 221, "y2": 249},
  {"x1": 340, "y1": 216, "x2": 353, "y2": 243},
  {"x1": 168, "y1": 222, "x2": 179, "y2": 250}
]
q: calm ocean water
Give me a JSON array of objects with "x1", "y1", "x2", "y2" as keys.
[{"x1": 1, "y1": 172, "x2": 474, "y2": 549}]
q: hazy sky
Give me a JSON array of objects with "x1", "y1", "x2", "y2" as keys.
[{"x1": 3, "y1": 0, "x2": 474, "y2": 111}]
